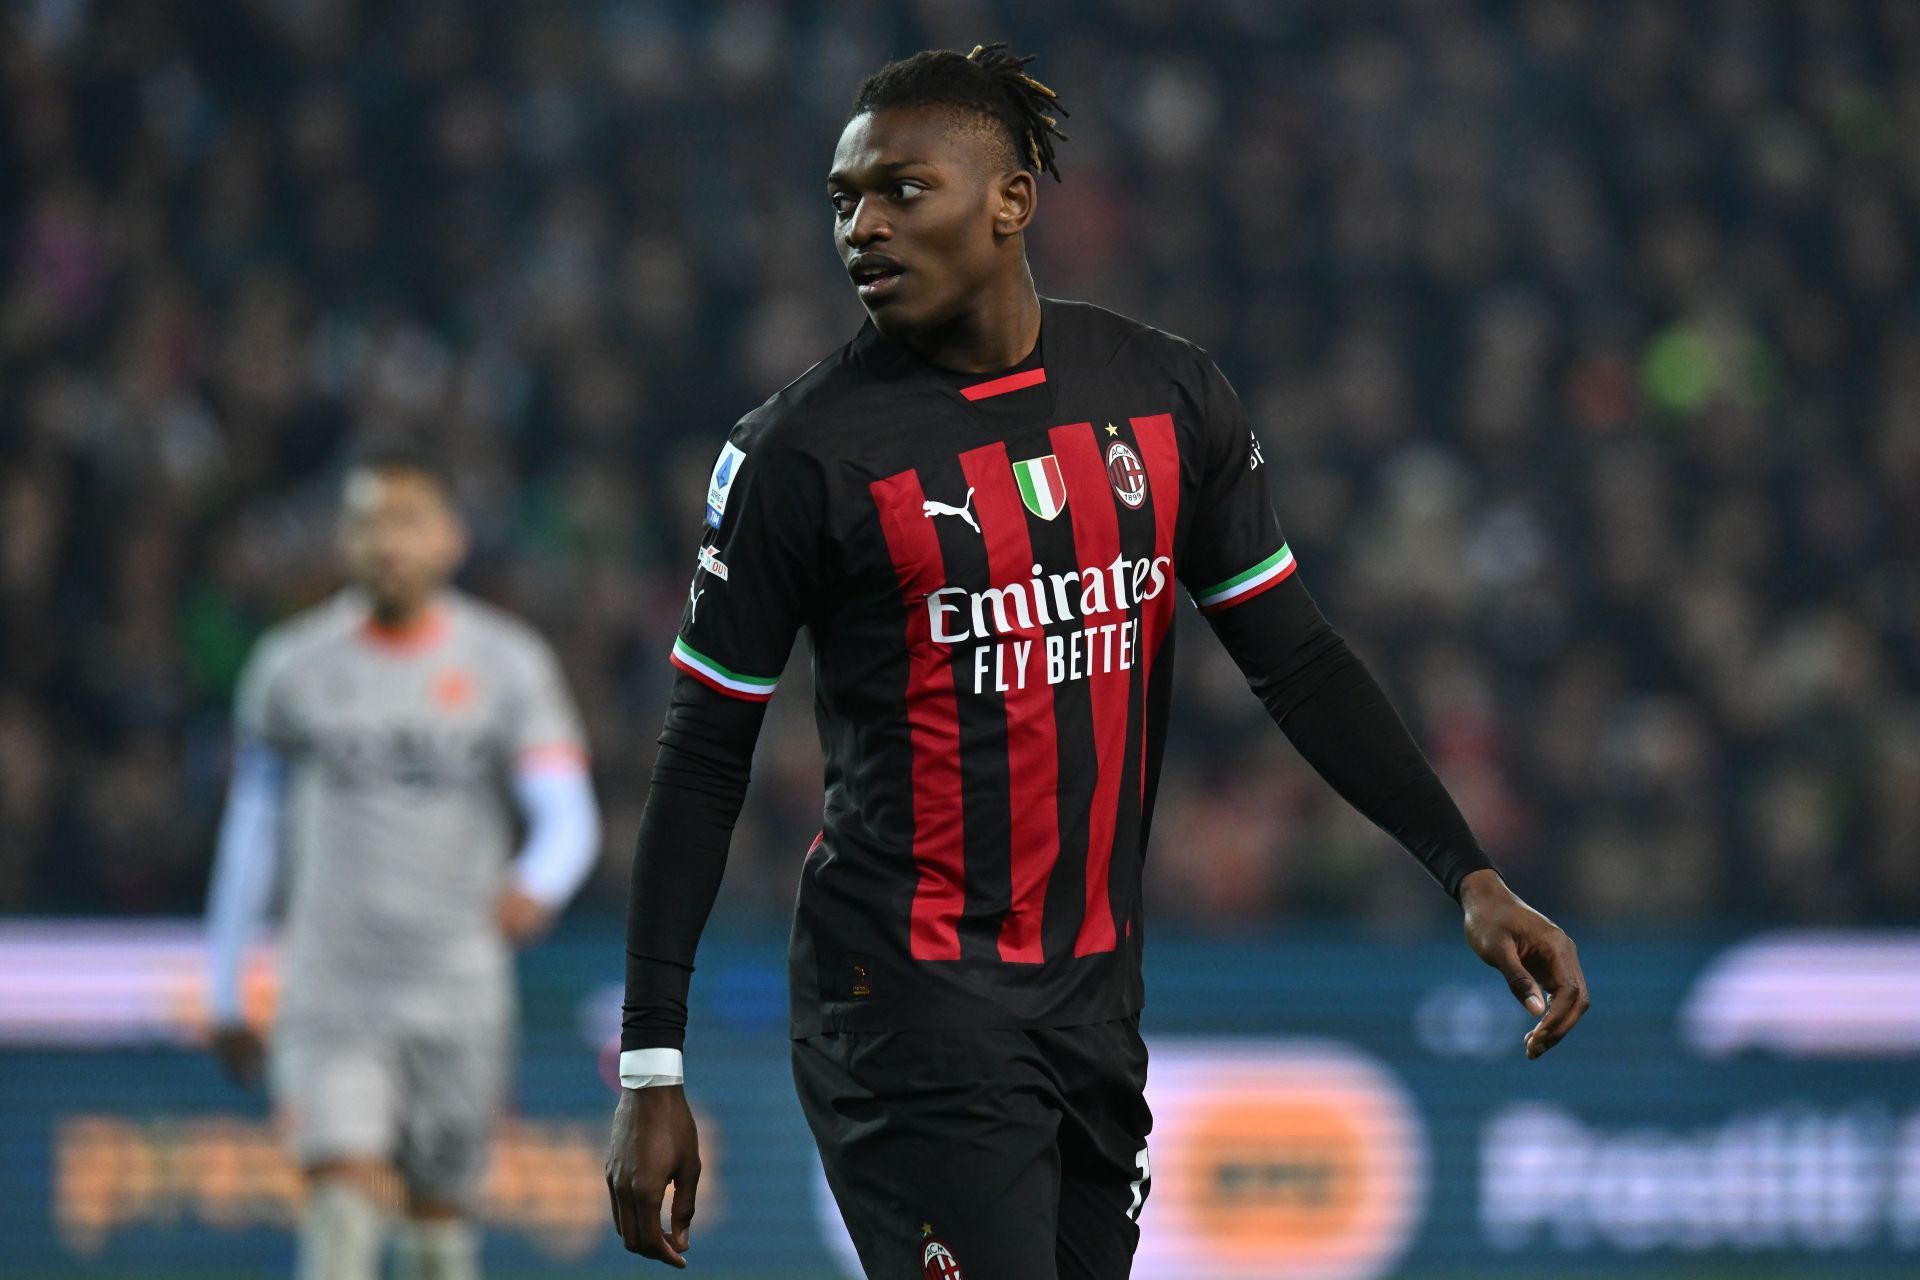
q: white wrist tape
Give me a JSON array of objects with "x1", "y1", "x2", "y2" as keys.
[{"x1": 619, "y1": 1047, "x2": 685, "y2": 1089}]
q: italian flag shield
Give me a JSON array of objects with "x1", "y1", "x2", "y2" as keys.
[{"x1": 1012, "y1": 454, "x2": 1068, "y2": 520}]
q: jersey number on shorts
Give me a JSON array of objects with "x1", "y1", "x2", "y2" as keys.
[{"x1": 1127, "y1": 1145, "x2": 1151, "y2": 1222}]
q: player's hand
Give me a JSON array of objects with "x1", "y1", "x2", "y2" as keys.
[
  {"x1": 606, "y1": 1084, "x2": 701, "y2": 1266},
  {"x1": 210, "y1": 1023, "x2": 265, "y2": 1087},
  {"x1": 1458, "y1": 869, "x2": 1590, "y2": 1059},
  {"x1": 496, "y1": 886, "x2": 553, "y2": 946}
]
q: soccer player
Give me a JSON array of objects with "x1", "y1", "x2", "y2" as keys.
[
  {"x1": 205, "y1": 451, "x2": 602, "y2": 1280},
  {"x1": 606, "y1": 44, "x2": 1589, "y2": 1278}
]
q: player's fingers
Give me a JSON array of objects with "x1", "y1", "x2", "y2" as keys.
[
  {"x1": 608, "y1": 1170, "x2": 645, "y2": 1253},
  {"x1": 628, "y1": 1181, "x2": 686, "y2": 1267},
  {"x1": 669, "y1": 1154, "x2": 701, "y2": 1252},
  {"x1": 606, "y1": 1175, "x2": 632, "y2": 1248},
  {"x1": 607, "y1": 1173, "x2": 659, "y2": 1260},
  {"x1": 1524, "y1": 940, "x2": 1591, "y2": 1059},
  {"x1": 1489, "y1": 938, "x2": 1546, "y2": 1017}
]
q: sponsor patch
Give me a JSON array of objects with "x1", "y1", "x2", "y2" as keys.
[
  {"x1": 705, "y1": 442, "x2": 746, "y2": 529},
  {"x1": 696, "y1": 545, "x2": 729, "y2": 581},
  {"x1": 1105, "y1": 439, "x2": 1147, "y2": 509}
]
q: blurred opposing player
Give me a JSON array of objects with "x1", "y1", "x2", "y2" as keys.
[
  {"x1": 205, "y1": 451, "x2": 601, "y2": 1280},
  {"x1": 606, "y1": 43, "x2": 1589, "y2": 1278}
]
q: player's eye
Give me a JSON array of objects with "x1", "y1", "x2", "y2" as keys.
[
  {"x1": 892, "y1": 181, "x2": 926, "y2": 202},
  {"x1": 829, "y1": 192, "x2": 855, "y2": 218}
]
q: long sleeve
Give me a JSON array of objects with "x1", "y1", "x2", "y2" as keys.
[
  {"x1": 1175, "y1": 347, "x2": 1493, "y2": 897},
  {"x1": 509, "y1": 763, "x2": 602, "y2": 909},
  {"x1": 501, "y1": 624, "x2": 598, "y2": 906},
  {"x1": 621, "y1": 676, "x2": 768, "y2": 1058},
  {"x1": 1202, "y1": 571, "x2": 1495, "y2": 898},
  {"x1": 620, "y1": 410, "x2": 828, "y2": 1081},
  {"x1": 204, "y1": 741, "x2": 289, "y2": 1023}
]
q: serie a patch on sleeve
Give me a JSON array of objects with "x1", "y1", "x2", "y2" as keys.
[{"x1": 705, "y1": 442, "x2": 746, "y2": 529}]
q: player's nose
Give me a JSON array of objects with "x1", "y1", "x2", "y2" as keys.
[
  {"x1": 369, "y1": 530, "x2": 413, "y2": 566},
  {"x1": 843, "y1": 196, "x2": 890, "y2": 248}
]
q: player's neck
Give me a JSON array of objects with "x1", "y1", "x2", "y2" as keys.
[
  {"x1": 907, "y1": 271, "x2": 1041, "y2": 374},
  {"x1": 364, "y1": 594, "x2": 444, "y2": 636}
]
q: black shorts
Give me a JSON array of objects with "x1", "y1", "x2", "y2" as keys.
[{"x1": 793, "y1": 1015, "x2": 1152, "y2": 1280}]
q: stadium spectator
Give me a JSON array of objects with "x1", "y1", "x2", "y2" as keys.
[{"x1": 0, "y1": 0, "x2": 1913, "y2": 928}]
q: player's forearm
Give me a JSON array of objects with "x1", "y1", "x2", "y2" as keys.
[
  {"x1": 1206, "y1": 577, "x2": 1494, "y2": 898},
  {"x1": 1275, "y1": 648, "x2": 1494, "y2": 896},
  {"x1": 204, "y1": 743, "x2": 288, "y2": 1023},
  {"x1": 509, "y1": 765, "x2": 602, "y2": 908},
  {"x1": 622, "y1": 773, "x2": 745, "y2": 1055},
  {"x1": 621, "y1": 679, "x2": 764, "y2": 1058}
]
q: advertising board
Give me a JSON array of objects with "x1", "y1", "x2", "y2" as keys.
[{"x1": 0, "y1": 922, "x2": 1915, "y2": 1278}]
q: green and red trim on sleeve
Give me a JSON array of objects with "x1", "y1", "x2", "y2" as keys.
[
  {"x1": 1192, "y1": 544, "x2": 1297, "y2": 614},
  {"x1": 669, "y1": 637, "x2": 779, "y2": 702}
]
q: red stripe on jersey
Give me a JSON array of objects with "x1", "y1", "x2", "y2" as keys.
[
  {"x1": 959, "y1": 442, "x2": 1061, "y2": 965},
  {"x1": 958, "y1": 367, "x2": 1047, "y2": 401},
  {"x1": 1050, "y1": 421, "x2": 1128, "y2": 957},
  {"x1": 871, "y1": 470, "x2": 967, "y2": 961},
  {"x1": 1131, "y1": 413, "x2": 1182, "y2": 800}
]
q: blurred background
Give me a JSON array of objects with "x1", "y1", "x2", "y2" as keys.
[{"x1": 1, "y1": 0, "x2": 1915, "y2": 1277}]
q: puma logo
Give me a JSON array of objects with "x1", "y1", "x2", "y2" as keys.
[{"x1": 922, "y1": 487, "x2": 979, "y2": 533}]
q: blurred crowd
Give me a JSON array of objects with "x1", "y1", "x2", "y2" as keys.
[{"x1": 1, "y1": 0, "x2": 1914, "y2": 929}]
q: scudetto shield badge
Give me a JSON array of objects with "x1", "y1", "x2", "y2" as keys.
[
  {"x1": 1106, "y1": 440, "x2": 1148, "y2": 509},
  {"x1": 1012, "y1": 454, "x2": 1068, "y2": 521}
]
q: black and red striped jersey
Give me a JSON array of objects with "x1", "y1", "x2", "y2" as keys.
[{"x1": 672, "y1": 298, "x2": 1296, "y2": 1037}]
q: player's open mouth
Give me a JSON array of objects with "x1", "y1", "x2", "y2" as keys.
[{"x1": 850, "y1": 257, "x2": 907, "y2": 300}]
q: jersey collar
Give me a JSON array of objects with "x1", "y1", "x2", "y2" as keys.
[
  {"x1": 853, "y1": 298, "x2": 1060, "y2": 422},
  {"x1": 355, "y1": 597, "x2": 452, "y2": 654}
]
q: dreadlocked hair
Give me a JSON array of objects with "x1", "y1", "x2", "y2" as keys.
[{"x1": 851, "y1": 42, "x2": 1070, "y2": 181}]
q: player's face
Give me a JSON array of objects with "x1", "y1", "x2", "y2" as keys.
[
  {"x1": 828, "y1": 106, "x2": 1034, "y2": 340},
  {"x1": 338, "y1": 468, "x2": 466, "y2": 615}
]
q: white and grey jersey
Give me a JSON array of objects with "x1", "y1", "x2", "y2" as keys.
[{"x1": 235, "y1": 589, "x2": 588, "y2": 1031}]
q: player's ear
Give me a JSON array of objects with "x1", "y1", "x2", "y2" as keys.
[{"x1": 993, "y1": 168, "x2": 1036, "y2": 237}]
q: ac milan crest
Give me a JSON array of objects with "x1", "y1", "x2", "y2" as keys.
[
  {"x1": 1105, "y1": 439, "x2": 1147, "y2": 509},
  {"x1": 922, "y1": 1238, "x2": 964, "y2": 1280}
]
